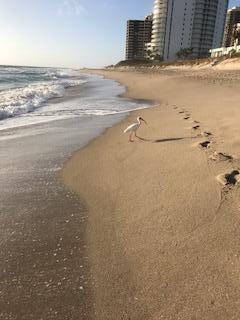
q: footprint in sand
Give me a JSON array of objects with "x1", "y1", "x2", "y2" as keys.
[
  {"x1": 192, "y1": 125, "x2": 201, "y2": 130},
  {"x1": 191, "y1": 125, "x2": 201, "y2": 136},
  {"x1": 192, "y1": 140, "x2": 212, "y2": 148},
  {"x1": 178, "y1": 111, "x2": 185, "y2": 114},
  {"x1": 209, "y1": 152, "x2": 233, "y2": 162},
  {"x1": 183, "y1": 116, "x2": 190, "y2": 120},
  {"x1": 216, "y1": 170, "x2": 240, "y2": 186},
  {"x1": 202, "y1": 131, "x2": 213, "y2": 137},
  {"x1": 198, "y1": 140, "x2": 212, "y2": 149}
]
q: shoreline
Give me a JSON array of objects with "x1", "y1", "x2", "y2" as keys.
[
  {"x1": 0, "y1": 74, "x2": 150, "y2": 320},
  {"x1": 61, "y1": 68, "x2": 240, "y2": 319}
]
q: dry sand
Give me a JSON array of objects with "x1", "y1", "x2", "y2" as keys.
[{"x1": 60, "y1": 68, "x2": 240, "y2": 319}]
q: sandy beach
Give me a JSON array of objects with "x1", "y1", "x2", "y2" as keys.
[{"x1": 60, "y1": 67, "x2": 240, "y2": 319}]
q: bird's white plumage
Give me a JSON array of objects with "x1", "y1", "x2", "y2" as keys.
[
  {"x1": 124, "y1": 122, "x2": 140, "y2": 133},
  {"x1": 124, "y1": 117, "x2": 141, "y2": 133},
  {"x1": 123, "y1": 116, "x2": 146, "y2": 142}
]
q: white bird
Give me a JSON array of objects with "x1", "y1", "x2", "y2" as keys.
[{"x1": 124, "y1": 116, "x2": 147, "y2": 142}]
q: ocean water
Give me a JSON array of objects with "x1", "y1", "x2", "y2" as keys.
[{"x1": 0, "y1": 65, "x2": 148, "y2": 130}]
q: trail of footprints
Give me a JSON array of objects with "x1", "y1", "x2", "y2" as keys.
[{"x1": 174, "y1": 105, "x2": 240, "y2": 188}]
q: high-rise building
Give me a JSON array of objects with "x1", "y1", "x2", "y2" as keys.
[
  {"x1": 125, "y1": 15, "x2": 152, "y2": 60},
  {"x1": 192, "y1": 0, "x2": 229, "y2": 57},
  {"x1": 222, "y1": 7, "x2": 240, "y2": 47},
  {"x1": 148, "y1": 0, "x2": 228, "y2": 60}
]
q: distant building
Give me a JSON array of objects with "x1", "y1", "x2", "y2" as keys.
[
  {"x1": 222, "y1": 7, "x2": 240, "y2": 47},
  {"x1": 232, "y1": 23, "x2": 240, "y2": 46},
  {"x1": 125, "y1": 15, "x2": 152, "y2": 60},
  {"x1": 211, "y1": 22, "x2": 240, "y2": 58},
  {"x1": 210, "y1": 43, "x2": 240, "y2": 58},
  {"x1": 147, "y1": 0, "x2": 228, "y2": 61}
]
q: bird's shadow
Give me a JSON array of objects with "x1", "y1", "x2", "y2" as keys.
[{"x1": 136, "y1": 136, "x2": 195, "y2": 143}]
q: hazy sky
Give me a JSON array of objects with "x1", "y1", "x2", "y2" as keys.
[{"x1": 0, "y1": 0, "x2": 239, "y2": 68}]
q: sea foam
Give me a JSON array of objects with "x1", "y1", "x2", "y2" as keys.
[{"x1": 0, "y1": 78, "x2": 85, "y2": 120}]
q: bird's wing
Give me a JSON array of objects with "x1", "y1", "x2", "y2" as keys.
[{"x1": 124, "y1": 123, "x2": 137, "y2": 133}]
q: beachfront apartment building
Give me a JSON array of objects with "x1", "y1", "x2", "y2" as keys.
[
  {"x1": 222, "y1": 7, "x2": 240, "y2": 47},
  {"x1": 148, "y1": 0, "x2": 229, "y2": 61},
  {"x1": 125, "y1": 16, "x2": 153, "y2": 60}
]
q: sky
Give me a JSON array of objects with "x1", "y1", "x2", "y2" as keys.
[
  {"x1": 0, "y1": 0, "x2": 239, "y2": 69},
  {"x1": 230, "y1": 0, "x2": 240, "y2": 6}
]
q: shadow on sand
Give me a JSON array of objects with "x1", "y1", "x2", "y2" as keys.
[{"x1": 136, "y1": 136, "x2": 194, "y2": 143}]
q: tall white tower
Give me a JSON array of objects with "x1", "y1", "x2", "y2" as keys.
[
  {"x1": 150, "y1": 0, "x2": 169, "y2": 59},
  {"x1": 149, "y1": 0, "x2": 229, "y2": 61},
  {"x1": 191, "y1": 0, "x2": 229, "y2": 58}
]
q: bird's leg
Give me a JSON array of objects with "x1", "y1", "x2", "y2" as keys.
[
  {"x1": 129, "y1": 132, "x2": 134, "y2": 142},
  {"x1": 135, "y1": 131, "x2": 139, "y2": 139}
]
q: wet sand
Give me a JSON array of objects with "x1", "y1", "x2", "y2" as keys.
[
  {"x1": 0, "y1": 114, "x2": 126, "y2": 320},
  {"x1": 61, "y1": 68, "x2": 240, "y2": 319}
]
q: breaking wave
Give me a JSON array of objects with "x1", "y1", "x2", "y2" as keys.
[{"x1": 0, "y1": 66, "x2": 86, "y2": 120}]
